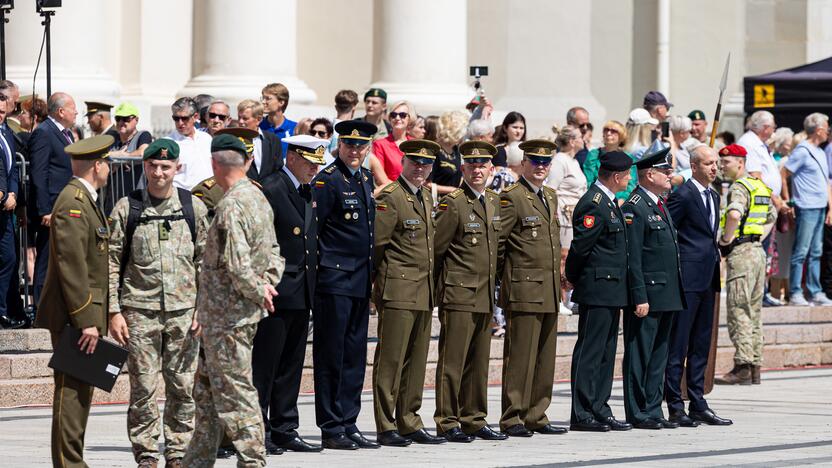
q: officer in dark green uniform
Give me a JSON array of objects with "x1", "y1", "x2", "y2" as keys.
[
  {"x1": 621, "y1": 147, "x2": 685, "y2": 430},
  {"x1": 433, "y1": 140, "x2": 506, "y2": 443},
  {"x1": 566, "y1": 150, "x2": 633, "y2": 432},
  {"x1": 372, "y1": 139, "x2": 446, "y2": 447},
  {"x1": 34, "y1": 135, "x2": 114, "y2": 467},
  {"x1": 498, "y1": 139, "x2": 567, "y2": 437}
]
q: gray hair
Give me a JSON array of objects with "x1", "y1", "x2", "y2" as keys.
[
  {"x1": 669, "y1": 115, "x2": 692, "y2": 132},
  {"x1": 689, "y1": 144, "x2": 717, "y2": 164},
  {"x1": 466, "y1": 119, "x2": 493, "y2": 139},
  {"x1": 171, "y1": 97, "x2": 198, "y2": 116},
  {"x1": 209, "y1": 100, "x2": 231, "y2": 113},
  {"x1": 555, "y1": 125, "x2": 581, "y2": 149},
  {"x1": 803, "y1": 113, "x2": 829, "y2": 136},
  {"x1": 505, "y1": 141, "x2": 524, "y2": 166},
  {"x1": 566, "y1": 106, "x2": 588, "y2": 125},
  {"x1": 769, "y1": 127, "x2": 795, "y2": 149},
  {"x1": 748, "y1": 110, "x2": 775, "y2": 132},
  {"x1": 47, "y1": 92, "x2": 71, "y2": 116},
  {"x1": 212, "y1": 149, "x2": 245, "y2": 167}
]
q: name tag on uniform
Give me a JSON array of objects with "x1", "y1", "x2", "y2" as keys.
[
  {"x1": 522, "y1": 216, "x2": 540, "y2": 226},
  {"x1": 466, "y1": 222, "x2": 482, "y2": 229},
  {"x1": 96, "y1": 226, "x2": 109, "y2": 238},
  {"x1": 405, "y1": 219, "x2": 421, "y2": 225},
  {"x1": 492, "y1": 216, "x2": 500, "y2": 222},
  {"x1": 344, "y1": 198, "x2": 359, "y2": 205}
]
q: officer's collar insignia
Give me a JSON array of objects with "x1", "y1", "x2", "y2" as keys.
[
  {"x1": 592, "y1": 192, "x2": 602, "y2": 204},
  {"x1": 629, "y1": 194, "x2": 641, "y2": 204}
]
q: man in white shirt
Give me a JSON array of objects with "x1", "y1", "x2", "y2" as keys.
[
  {"x1": 737, "y1": 111, "x2": 785, "y2": 212},
  {"x1": 167, "y1": 97, "x2": 213, "y2": 190}
]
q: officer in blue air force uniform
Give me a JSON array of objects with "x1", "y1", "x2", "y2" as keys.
[{"x1": 311, "y1": 119, "x2": 381, "y2": 450}]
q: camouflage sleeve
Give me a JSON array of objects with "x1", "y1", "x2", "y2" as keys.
[
  {"x1": 107, "y1": 197, "x2": 130, "y2": 314},
  {"x1": 725, "y1": 184, "x2": 749, "y2": 217},
  {"x1": 766, "y1": 199, "x2": 777, "y2": 225},
  {"x1": 218, "y1": 199, "x2": 270, "y2": 304},
  {"x1": 192, "y1": 196, "x2": 210, "y2": 270}
]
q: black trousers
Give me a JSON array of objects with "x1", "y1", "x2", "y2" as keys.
[
  {"x1": 665, "y1": 288, "x2": 714, "y2": 414},
  {"x1": 251, "y1": 308, "x2": 310, "y2": 444},
  {"x1": 570, "y1": 305, "x2": 620, "y2": 424},
  {"x1": 312, "y1": 293, "x2": 370, "y2": 438},
  {"x1": 0, "y1": 212, "x2": 16, "y2": 319},
  {"x1": 821, "y1": 224, "x2": 832, "y2": 295},
  {"x1": 623, "y1": 309, "x2": 675, "y2": 423},
  {"x1": 33, "y1": 223, "x2": 49, "y2": 307}
]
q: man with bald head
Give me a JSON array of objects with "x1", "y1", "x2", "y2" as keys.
[
  {"x1": 29, "y1": 92, "x2": 78, "y2": 308},
  {"x1": 664, "y1": 145, "x2": 731, "y2": 426}
]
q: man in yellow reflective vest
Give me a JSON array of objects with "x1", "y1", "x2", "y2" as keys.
[{"x1": 715, "y1": 144, "x2": 777, "y2": 386}]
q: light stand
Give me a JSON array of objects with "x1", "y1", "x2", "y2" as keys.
[
  {"x1": 0, "y1": 1, "x2": 13, "y2": 80},
  {"x1": 38, "y1": 8, "x2": 55, "y2": 97}
]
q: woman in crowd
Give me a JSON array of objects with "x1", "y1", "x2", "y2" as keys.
[
  {"x1": 294, "y1": 117, "x2": 313, "y2": 136},
  {"x1": 624, "y1": 108, "x2": 656, "y2": 161},
  {"x1": 308, "y1": 117, "x2": 334, "y2": 140},
  {"x1": 372, "y1": 100, "x2": 415, "y2": 182},
  {"x1": 582, "y1": 120, "x2": 635, "y2": 203},
  {"x1": 429, "y1": 110, "x2": 468, "y2": 196},
  {"x1": 769, "y1": 128, "x2": 798, "y2": 304},
  {"x1": 669, "y1": 115, "x2": 694, "y2": 172},
  {"x1": 546, "y1": 125, "x2": 587, "y2": 315},
  {"x1": 408, "y1": 114, "x2": 426, "y2": 139},
  {"x1": 467, "y1": 118, "x2": 494, "y2": 143},
  {"x1": 424, "y1": 115, "x2": 441, "y2": 142},
  {"x1": 493, "y1": 111, "x2": 527, "y2": 167}
]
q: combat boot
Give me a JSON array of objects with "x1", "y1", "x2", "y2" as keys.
[
  {"x1": 751, "y1": 365, "x2": 761, "y2": 384},
  {"x1": 714, "y1": 364, "x2": 752, "y2": 385}
]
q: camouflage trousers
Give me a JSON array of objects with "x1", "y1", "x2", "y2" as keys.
[
  {"x1": 725, "y1": 242, "x2": 766, "y2": 366},
  {"x1": 183, "y1": 323, "x2": 266, "y2": 468},
  {"x1": 124, "y1": 306, "x2": 199, "y2": 462}
]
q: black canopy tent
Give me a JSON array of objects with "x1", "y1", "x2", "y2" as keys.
[{"x1": 743, "y1": 56, "x2": 832, "y2": 131}]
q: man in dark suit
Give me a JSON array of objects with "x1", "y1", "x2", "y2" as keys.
[
  {"x1": 311, "y1": 119, "x2": 379, "y2": 450},
  {"x1": 237, "y1": 99, "x2": 283, "y2": 181},
  {"x1": 621, "y1": 148, "x2": 685, "y2": 430},
  {"x1": 28, "y1": 92, "x2": 78, "y2": 306},
  {"x1": 0, "y1": 81, "x2": 23, "y2": 329},
  {"x1": 566, "y1": 151, "x2": 634, "y2": 433},
  {"x1": 665, "y1": 145, "x2": 733, "y2": 426},
  {"x1": 255, "y1": 135, "x2": 326, "y2": 454}
]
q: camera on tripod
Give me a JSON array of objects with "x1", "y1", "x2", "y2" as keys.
[
  {"x1": 469, "y1": 66, "x2": 488, "y2": 96},
  {"x1": 36, "y1": 0, "x2": 61, "y2": 11}
]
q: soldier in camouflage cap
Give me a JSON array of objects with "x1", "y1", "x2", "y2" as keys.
[
  {"x1": 183, "y1": 132, "x2": 285, "y2": 467},
  {"x1": 108, "y1": 137, "x2": 210, "y2": 468}
]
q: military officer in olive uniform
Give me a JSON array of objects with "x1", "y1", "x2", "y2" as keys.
[
  {"x1": 433, "y1": 141, "x2": 506, "y2": 443},
  {"x1": 620, "y1": 148, "x2": 685, "y2": 430},
  {"x1": 312, "y1": 120, "x2": 380, "y2": 450},
  {"x1": 498, "y1": 139, "x2": 567, "y2": 437},
  {"x1": 372, "y1": 140, "x2": 447, "y2": 447},
  {"x1": 566, "y1": 150, "x2": 634, "y2": 433},
  {"x1": 255, "y1": 135, "x2": 326, "y2": 454},
  {"x1": 34, "y1": 135, "x2": 114, "y2": 468}
]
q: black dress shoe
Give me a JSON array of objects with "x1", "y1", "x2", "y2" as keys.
[
  {"x1": 322, "y1": 434, "x2": 359, "y2": 450},
  {"x1": 469, "y1": 426, "x2": 508, "y2": 440},
  {"x1": 0, "y1": 315, "x2": 24, "y2": 329},
  {"x1": 504, "y1": 424, "x2": 533, "y2": 437},
  {"x1": 264, "y1": 438, "x2": 285, "y2": 455},
  {"x1": 689, "y1": 409, "x2": 733, "y2": 426},
  {"x1": 569, "y1": 420, "x2": 611, "y2": 432},
  {"x1": 216, "y1": 446, "x2": 236, "y2": 459},
  {"x1": 632, "y1": 419, "x2": 662, "y2": 430},
  {"x1": 532, "y1": 424, "x2": 568, "y2": 435},
  {"x1": 402, "y1": 428, "x2": 446, "y2": 444},
  {"x1": 377, "y1": 430, "x2": 411, "y2": 447},
  {"x1": 668, "y1": 412, "x2": 699, "y2": 427},
  {"x1": 347, "y1": 431, "x2": 380, "y2": 449},
  {"x1": 601, "y1": 416, "x2": 632, "y2": 431},
  {"x1": 438, "y1": 427, "x2": 475, "y2": 443},
  {"x1": 277, "y1": 436, "x2": 323, "y2": 452},
  {"x1": 653, "y1": 417, "x2": 679, "y2": 429}
]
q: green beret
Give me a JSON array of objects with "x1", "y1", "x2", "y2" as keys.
[
  {"x1": 364, "y1": 88, "x2": 387, "y2": 101},
  {"x1": 687, "y1": 110, "x2": 706, "y2": 121},
  {"x1": 211, "y1": 133, "x2": 248, "y2": 158},
  {"x1": 143, "y1": 139, "x2": 180, "y2": 161}
]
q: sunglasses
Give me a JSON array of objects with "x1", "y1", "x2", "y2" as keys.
[
  {"x1": 602, "y1": 128, "x2": 620, "y2": 135},
  {"x1": 310, "y1": 130, "x2": 329, "y2": 138},
  {"x1": 389, "y1": 111, "x2": 409, "y2": 120},
  {"x1": 115, "y1": 116, "x2": 135, "y2": 123},
  {"x1": 529, "y1": 159, "x2": 552, "y2": 166},
  {"x1": 172, "y1": 114, "x2": 194, "y2": 122},
  {"x1": 208, "y1": 112, "x2": 229, "y2": 120}
]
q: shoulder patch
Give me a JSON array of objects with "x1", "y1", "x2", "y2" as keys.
[
  {"x1": 592, "y1": 192, "x2": 602, "y2": 204},
  {"x1": 447, "y1": 188, "x2": 464, "y2": 199},
  {"x1": 500, "y1": 199, "x2": 510, "y2": 207},
  {"x1": 68, "y1": 209, "x2": 82, "y2": 219},
  {"x1": 204, "y1": 178, "x2": 216, "y2": 189},
  {"x1": 382, "y1": 183, "x2": 400, "y2": 194},
  {"x1": 376, "y1": 202, "x2": 388, "y2": 211},
  {"x1": 503, "y1": 183, "x2": 519, "y2": 193},
  {"x1": 624, "y1": 212, "x2": 634, "y2": 225},
  {"x1": 627, "y1": 194, "x2": 641, "y2": 205},
  {"x1": 314, "y1": 180, "x2": 326, "y2": 187},
  {"x1": 438, "y1": 202, "x2": 449, "y2": 211}
]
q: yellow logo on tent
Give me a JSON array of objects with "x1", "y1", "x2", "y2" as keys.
[{"x1": 754, "y1": 84, "x2": 775, "y2": 108}]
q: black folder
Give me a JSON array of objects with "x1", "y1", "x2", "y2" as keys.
[{"x1": 48, "y1": 326, "x2": 129, "y2": 392}]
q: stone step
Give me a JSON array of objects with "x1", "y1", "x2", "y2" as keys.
[
  {"x1": 0, "y1": 328, "x2": 52, "y2": 353},
  {"x1": 0, "y1": 375, "x2": 131, "y2": 408}
]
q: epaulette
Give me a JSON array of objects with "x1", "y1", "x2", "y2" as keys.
[
  {"x1": 382, "y1": 183, "x2": 400, "y2": 194},
  {"x1": 74, "y1": 188, "x2": 85, "y2": 201},
  {"x1": 592, "y1": 192, "x2": 602, "y2": 204},
  {"x1": 485, "y1": 188, "x2": 498, "y2": 195},
  {"x1": 324, "y1": 165, "x2": 336, "y2": 174},
  {"x1": 204, "y1": 178, "x2": 216, "y2": 189},
  {"x1": 251, "y1": 179, "x2": 263, "y2": 190},
  {"x1": 627, "y1": 194, "x2": 642, "y2": 205},
  {"x1": 503, "y1": 183, "x2": 519, "y2": 193},
  {"x1": 447, "y1": 188, "x2": 464, "y2": 199}
]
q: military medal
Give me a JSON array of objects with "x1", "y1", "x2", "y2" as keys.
[
  {"x1": 469, "y1": 212, "x2": 475, "y2": 221},
  {"x1": 532, "y1": 230, "x2": 538, "y2": 238},
  {"x1": 344, "y1": 212, "x2": 351, "y2": 220},
  {"x1": 293, "y1": 227, "x2": 301, "y2": 235},
  {"x1": 472, "y1": 237, "x2": 478, "y2": 245},
  {"x1": 352, "y1": 212, "x2": 359, "y2": 220}
]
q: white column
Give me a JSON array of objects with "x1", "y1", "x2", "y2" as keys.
[
  {"x1": 369, "y1": 0, "x2": 471, "y2": 113},
  {"x1": 179, "y1": 0, "x2": 316, "y2": 107},
  {"x1": 657, "y1": 0, "x2": 671, "y2": 96},
  {"x1": 5, "y1": 0, "x2": 121, "y2": 111}
]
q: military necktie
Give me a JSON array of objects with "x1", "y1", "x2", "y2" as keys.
[
  {"x1": 658, "y1": 197, "x2": 666, "y2": 216},
  {"x1": 537, "y1": 189, "x2": 547, "y2": 210}
]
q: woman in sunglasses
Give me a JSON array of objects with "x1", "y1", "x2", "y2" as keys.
[{"x1": 372, "y1": 100, "x2": 416, "y2": 184}]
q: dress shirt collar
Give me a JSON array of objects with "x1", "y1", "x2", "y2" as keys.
[
  {"x1": 282, "y1": 165, "x2": 301, "y2": 190},
  {"x1": 640, "y1": 186, "x2": 660, "y2": 204},
  {"x1": 523, "y1": 176, "x2": 543, "y2": 194},
  {"x1": 594, "y1": 180, "x2": 617, "y2": 202},
  {"x1": 401, "y1": 176, "x2": 421, "y2": 196},
  {"x1": 690, "y1": 177, "x2": 710, "y2": 195},
  {"x1": 465, "y1": 181, "x2": 484, "y2": 200},
  {"x1": 49, "y1": 116, "x2": 66, "y2": 133},
  {"x1": 73, "y1": 176, "x2": 98, "y2": 202}
]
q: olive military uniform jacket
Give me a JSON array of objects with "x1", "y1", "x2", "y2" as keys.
[
  {"x1": 565, "y1": 182, "x2": 629, "y2": 308},
  {"x1": 498, "y1": 178, "x2": 561, "y2": 313},
  {"x1": 621, "y1": 186, "x2": 685, "y2": 312},
  {"x1": 434, "y1": 183, "x2": 502, "y2": 313},
  {"x1": 191, "y1": 176, "x2": 224, "y2": 220},
  {"x1": 35, "y1": 178, "x2": 110, "y2": 334},
  {"x1": 373, "y1": 177, "x2": 435, "y2": 312}
]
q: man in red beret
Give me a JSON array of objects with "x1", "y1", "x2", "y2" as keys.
[{"x1": 714, "y1": 143, "x2": 777, "y2": 387}]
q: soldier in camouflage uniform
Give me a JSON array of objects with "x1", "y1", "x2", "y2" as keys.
[
  {"x1": 715, "y1": 144, "x2": 776, "y2": 386},
  {"x1": 182, "y1": 134, "x2": 284, "y2": 468},
  {"x1": 108, "y1": 139, "x2": 209, "y2": 468}
]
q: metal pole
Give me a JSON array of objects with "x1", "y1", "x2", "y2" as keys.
[
  {"x1": 0, "y1": 9, "x2": 6, "y2": 80},
  {"x1": 44, "y1": 12, "x2": 51, "y2": 97}
]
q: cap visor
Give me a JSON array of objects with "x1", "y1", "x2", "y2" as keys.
[
  {"x1": 462, "y1": 157, "x2": 491, "y2": 164},
  {"x1": 340, "y1": 138, "x2": 370, "y2": 146},
  {"x1": 406, "y1": 155, "x2": 435, "y2": 165}
]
